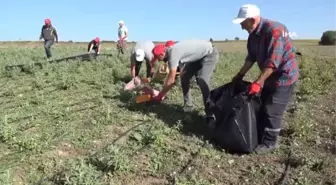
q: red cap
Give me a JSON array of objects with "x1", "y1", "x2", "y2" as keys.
[
  {"x1": 45, "y1": 18, "x2": 51, "y2": 24},
  {"x1": 165, "y1": 40, "x2": 175, "y2": 47},
  {"x1": 152, "y1": 44, "x2": 166, "y2": 57},
  {"x1": 94, "y1": 37, "x2": 100, "y2": 42}
]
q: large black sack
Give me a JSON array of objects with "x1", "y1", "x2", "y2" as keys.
[{"x1": 205, "y1": 81, "x2": 261, "y2": 153}]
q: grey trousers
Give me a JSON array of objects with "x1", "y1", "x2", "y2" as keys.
[
  {"x1": 259, "y1": 82, "x2": 296, "y2": 145},
  {"x1": 44, "y1": 40, "x2": 54, "y2": 58},
  {"x1": 180, "y1": 47, "x2": 219, "y2": 117}
]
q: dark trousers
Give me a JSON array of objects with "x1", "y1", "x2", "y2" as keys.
[
  {"x1": 135, "y1": 60, "x2": 152, "y2": 78},
  {"x1": 258, "y1": 82, "x2": 296, "y2": 146},
  {"x1": 44, "y1": 40, "x2": 54, "y2": 58},
  {"x1": 180, "y1": 47, "x2": 219, "y2": 117},
  {"x1": 88, "y1": 45, "x2": 98, "y2": 54},
  {"x1": 131, "y1": 53, "x2": 152, "y2": 78}
]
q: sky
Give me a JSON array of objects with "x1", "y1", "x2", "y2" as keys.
[{"x1": 0, "y1": 0, "x2": 335, "y2": 42}]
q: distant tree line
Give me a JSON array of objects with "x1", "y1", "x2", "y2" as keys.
[{"x1": 319, "y1": 30, "x2": 336, "y2": 45}]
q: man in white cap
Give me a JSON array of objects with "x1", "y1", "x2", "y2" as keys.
[
  {"x1": 117, "y1": 20, "x2": 128, "y2": 54},
  {"x1": 231, "y1": 4, "x2": 299, "y2": 154},
  {"x1": 130, "y1": 40, "x2": 156, "y2": 81}
]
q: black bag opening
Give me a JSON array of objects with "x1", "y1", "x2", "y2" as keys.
[{"x1": 207, "y1": 81, "x2": 261, "y2": 153}]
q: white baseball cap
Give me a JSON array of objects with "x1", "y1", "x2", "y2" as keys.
[
  {"x1": 135, "y1": 49, "x2": 145, "y2": 62},
  {"x1": 119, "y1": 20, "x2": 124, "y2": 24},
  {"x1": 232, "y1": 4, "x2": 260, "y2": 24}
]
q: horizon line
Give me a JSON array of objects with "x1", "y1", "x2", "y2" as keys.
[{"x1": 0, "y1": 39, "x2": 321, "y2": 43}]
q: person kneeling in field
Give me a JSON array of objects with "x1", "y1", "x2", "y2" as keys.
[
  {"x1": 151, "y1": 39, "x2": 219, "y2": 126},
  {"x1": 124, "y1": 40, "x2": 157, "y2": 90},
  {"x1": 231, "y1": 4, "x2": 299, "y2": 154},
  {"x1": 87, "y1": 37, "x2": 101, "y2": 55}
]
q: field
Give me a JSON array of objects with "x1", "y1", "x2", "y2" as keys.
[{"x1": 0, "y1": 40, "x2": 335, "y2": 185}]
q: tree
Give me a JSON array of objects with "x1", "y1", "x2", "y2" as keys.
[
  {"x1": 319, "y1": 30, "x2": 336, "y2": 45},
  {"x1": 234, "y1": 37, "x2": 239, "y2": 41}
]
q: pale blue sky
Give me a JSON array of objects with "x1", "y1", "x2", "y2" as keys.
[{"x1": 0, "y1": 0, "x2": 335, "y2": 42}]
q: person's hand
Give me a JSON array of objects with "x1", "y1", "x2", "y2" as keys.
[
  {"x1": 232, "y1": 73, "x2": 245, "y2": 82},
  {"x1": 151, "y1": 92, "x2": 165, "y2": 102},
  {"x1": 248, "y1": 82, "x2": 262, "y2": 95}
]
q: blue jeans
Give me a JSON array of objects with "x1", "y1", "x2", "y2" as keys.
[{"x1": 44, "y1": 40, "x2": 54, "y2": 58}]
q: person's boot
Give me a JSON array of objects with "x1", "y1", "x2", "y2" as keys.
[
  {"x1": 255, "y1": 131, "x2": 279, "y2": 154},
  {"x1": 254, "y1": 140, "x2": 276, "y2": 154},
  {"x1": 254, "y1": 142, "x2": 277, "y2": 154}
]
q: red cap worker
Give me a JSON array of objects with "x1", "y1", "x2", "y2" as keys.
[
  {"x1": 88, "y1": 37, "x2": 101, "y2": 55},
  {"x1": 39, "y1": 18, "x2": 58, "y2": 59}
]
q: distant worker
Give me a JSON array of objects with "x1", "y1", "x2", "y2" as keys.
[
  {"x1": 88, "y1": 37, "x2": 101, "y2": 55},
  {"x1": 39, "y1": 18, "x2": 58, "y2": 59},
  {"x1": 117, "y1": 20, "x2": 128, "y2": 55}
]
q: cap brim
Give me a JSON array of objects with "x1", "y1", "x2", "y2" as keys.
[{"x1": 232, "y1": 18, "x2": 246, "y2": 24}]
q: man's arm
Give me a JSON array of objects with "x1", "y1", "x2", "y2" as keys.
[
  {"x1": 97, "y1": 44, "x2": 101, "y2": 54},
  {"x1": 130, "y1": 55, "x2": 136, "y2": 78},
  {"x1": 122, "y1": 32, "x2": 128, "y2": 40},
  {"x1": 131, "y1": 63, "x2": 136, "y2": 78},
  {"x1": 121, "y1": 27, "x2": 128, "y2": 40},
  {"x1": 88, "y1": 43, "x2": 93, "y2": 53},
  {"x1": 254, "y1": 29, "x2": 284, "y2": 85},
  {"x1": 237, "y1": 60, "x2": 255, "y2": 76},
  {"x1": 39, "y1": 26, "x2": 44, "y2": 40},
  {"x1": 149, "y1": 57, "x2": 157, "y2": 76},
  {"x1": 234, "y1": 37, "x2": 256, "y2": 78},
  {"x1": 53, "y1": 27, "x2": 59, "y2": 43},
  {"x1": 160, "y1": 67, "x2": 177, "y2": 95}
]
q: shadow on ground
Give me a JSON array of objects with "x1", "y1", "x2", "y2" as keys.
[
  {"x1": 3, "y1": 53, "x2": 116, "y2": 73},
  {"x1": 109, "y1": 90, "x2": 216, "y2": 145},
  {"x1": 105, "y1": 77, "x2": 222, "y2": 147}
]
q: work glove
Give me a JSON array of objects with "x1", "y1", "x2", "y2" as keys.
[
  {"x1": 248, "y1": 82, "x2": 261, "y2": 95},
  {"x1": 232, "y1": 73, "x2": 245, "y2": 82},
  {"x1": 151, "y1": 92, "x2": 165, "y2": 102}
]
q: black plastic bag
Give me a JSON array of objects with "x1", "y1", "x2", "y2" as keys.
[{"x1": 206, "y1": 81, "x2": 261, "y2": 153}]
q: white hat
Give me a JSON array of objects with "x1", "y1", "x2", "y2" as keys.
[
  {"x1": 119, "y1": 20, "x2": 124, "y2": 24},
  {"x1": 232, "y1": 4, "x2": 260, "y2": 24},
  {"x1": 135, "y1": 49, "x2": 145, "y2": 62}
]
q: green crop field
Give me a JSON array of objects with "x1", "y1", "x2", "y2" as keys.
[{"x1": 0, "y1": 40, "x2": 335, "y2": 185}]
